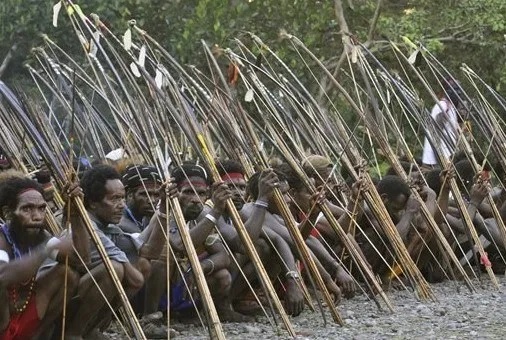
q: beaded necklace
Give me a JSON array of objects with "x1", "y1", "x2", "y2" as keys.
[
  {"x1": 0, "y1": 224, "x2": 37, "y2": 313},
  {"x1": 9, "y1": 277, "x2": 36, "y2": 313}
]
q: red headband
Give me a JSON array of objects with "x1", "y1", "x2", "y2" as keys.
[
  {"x1": 18, "y1": 188, "x2": 40, "y2": 196},
  {"x1": 221, "y1": 172, "x2": 245, "y2": 182},
  {"x1": 178, "y1": 178, "x2": 208, "y2": 190}
]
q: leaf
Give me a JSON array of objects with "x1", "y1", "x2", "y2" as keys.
[
  {"x1": 78, "y1": 33, "x2": 89, "y2": 51},
  {"x1": 245, "y1": 89, "x2": 254, "y2": 102},
  {"x1": 155, "y1": 68, "x2": 163, "y2": 89},
  {"x1": 351, "y1": 46, "x2": 358, "y2": 64},
  {"x1": 67, "y1": 4, "x2": 84, "y2": 20},
  {"x1": 401, "y1": 36, "x2": 418, "y2": 51},
  {"x1": 123, "y1": 28, "x2": 132, "y2": 51},
  {"x1": 130, "y1": 62, "x2": 141, "y2": 77},
  {"x1": 52, "y1": 1, "x2": 62, "y2": 27},
  {"x1": 407, "y1": 49, "x2": 419, "y2": 65},
  {"x1": 138, "y1": 45, "x2": 146, "y2": 68},
  {"x1": 89, "y1": 31, "x2": 100, "y2": 57}
]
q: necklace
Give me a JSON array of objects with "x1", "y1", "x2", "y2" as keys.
[{"x1": 9, "y1": 276, "x2": 36, "y2": 313}]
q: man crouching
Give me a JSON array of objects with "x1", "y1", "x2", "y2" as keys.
[{"x1": 0, "y1": 176, "x2": 84, "y2": 339}]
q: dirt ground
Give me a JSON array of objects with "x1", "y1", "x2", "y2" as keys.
[{"x1": 162, "y1": 276, "x2": 506, "y2": 340}]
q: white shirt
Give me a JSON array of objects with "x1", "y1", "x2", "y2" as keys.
[{"x1": 422, "y1": 99, "x2": 459, "y2": 165}]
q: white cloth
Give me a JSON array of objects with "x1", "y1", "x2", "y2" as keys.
[
  {"x1": 105, "y1": 147, "x2": 128, "y2": 161},
  {"x1": 422, "y1": 99, "x2": 459, "y2": 165}
]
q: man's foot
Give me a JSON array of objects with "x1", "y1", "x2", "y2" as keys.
[
  {"x1": 140, "y1": 312, "x2": 177, "y2": 338},
  {"x1": 233, "y1": 300, "x2": 265, "y2": 316},
  {"x1": 143, "y1": 322, "x2": 177, "y2": 339},
  {"x1": 217, "y1": 308, "x2": 255, "y2": 323}
]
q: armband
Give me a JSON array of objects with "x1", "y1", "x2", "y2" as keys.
[
  {"x1": 46, "y1": 237, "x2": 61, "y2": 260},
  {"x1": 0, "y1": 250, "x2": 9, "y2": 263},
  {"x1": 285, "y1": 270, "x2": 300, "y2": 280},
  {"x1": 254, "y1": 200, "x2": 269, "y2": 209},
  {"x1": 205, "y1": 214, "x2": 217, "y2": 224}
]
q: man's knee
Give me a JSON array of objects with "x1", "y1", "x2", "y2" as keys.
[
  {"x1": 123, "y1": 263, "x2": 144, "y2": 291},
  {"x1": 255, "y1": 239, "x2": 272, "y2": 260},
  {"x1": 211, "y1": 269, "x2": 232, "y2": 289},
  {"x1": 135, "y1": 257, "x2": 152, "y2": 280}
]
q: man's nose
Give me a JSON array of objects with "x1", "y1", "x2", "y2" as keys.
[
  {"x1": 33, "y1": 210, "x2": 45, "y2": 221},
  {"x1": 190, "y1": 194, "x2": 201, "y2": 204}
]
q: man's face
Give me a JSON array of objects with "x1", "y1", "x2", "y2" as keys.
[
  {"x1": 178, "y1": 177, "x2": 209, "y2": 221},
  {"x1": 384, "y1": 193, "x2": 409, "y2": 216},
  {"x1": 11, "y1": 190, "x2": 47, "y2": 234},
  {"x1": 223, "y1": 177, "x2": 246, "y2": 211},
  {"x1": 314, "y1": 166, "x2": 333, "y2": 188},
  {"x1": 130, "y1": 183, "x2": 160, "y2": 217},
  {"x1": 291, "y1": 184, "x2": 313, "y2": 213},
  {"x1": 92, "y1": 179, "x2": 126, "y2": 225}
]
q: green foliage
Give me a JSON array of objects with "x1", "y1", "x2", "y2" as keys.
[{"x1": 0, "y1": 0, "x2": 505, "y2": 113}]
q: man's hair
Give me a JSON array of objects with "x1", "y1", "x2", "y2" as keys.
[
  {"x1": 302, "y1": 155, "x2": 332, "y2": 178},
  {"x1": 454, "y1": 160, "x2": 475, "y2": 192},
  {"x1": 275, "y1": 163, "x2": 305, "y2": 191},
  {"x1": 0, "y1": 177, "x2": 43, "y2": 219},
  {"x1": 247, "y1": 168, "x2": 287, "y2": 200},
  {"x1": 377, "y1": 175, "x2": 410, "y2": 200},
  {"x1": 217, "y1": 159, "x2": 245, "y2": 177},
  {"x1": 81, "y1": 165, "x2": 122, "y2": 208},
  {"x1": 443, "y1": 77, "x2": 463, "y2": 106},
  {"x1": 171, "y1": 162, "x2": 211, "y2": 187},
  {"x1": 385, "y1": 161, "x2": 417, "y2": 176},
  {"x1": 452, "y1": 151, "x2": 492, "y2": 172},
  {"x1": 122, "y1": 165, "x2": 162, "y2": 193},
  {"x1": 425, "y1": 169, "x2": 443, "y2": 196}
]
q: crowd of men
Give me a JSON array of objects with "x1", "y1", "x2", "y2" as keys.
[{"x1": 0, "y1": 143, "x2": 505, "y2": 340}]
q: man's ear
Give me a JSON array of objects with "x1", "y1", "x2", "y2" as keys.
[
  {"x1": 380, "y1": 193, "x2": 388, "y2": 203},
  {"x1": 2, "y1": 206, "x2": 12, "y2": 220}
]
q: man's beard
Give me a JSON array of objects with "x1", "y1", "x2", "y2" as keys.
[
  {"x1": 184, "y1": 206, "x2": 203, "y2": 221},
  {"x1": 10, "y1": 219, "x2": 46, "y2": 245}
]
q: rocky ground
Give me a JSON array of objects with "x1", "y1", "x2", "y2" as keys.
[{"x1": 107, "y1": 276, "x2": 506, "y2": 339}]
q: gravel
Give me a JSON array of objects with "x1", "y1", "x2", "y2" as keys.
[{"x1": 106, "y1": 277, "x2": 506, "y2": 339}]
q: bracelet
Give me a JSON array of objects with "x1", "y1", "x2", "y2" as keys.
[
  {"x1": 46, "y1": 237, "x2": 60, "y2": 260},
  {"x1": 254, "y1": 200, "x2": 269, "y2": 209},
  {"x1": 203, "y1": 258, "x2": 215, "y2": 275},
  {"x1": 205, "y1": 214, "x2": 217, "y2": 224},
  {"x1": 285, "y1": 270, "x2": 300, "y2": 280}
]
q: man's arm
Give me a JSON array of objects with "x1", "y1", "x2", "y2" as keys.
[
  {"x1": 60, "y1": 182, "x2": 90, "y2": 269},
  {"x1": 0, "y1": 236, "x2": 69, "y2": 287},
  {"x1": 396, "y1": 195, "x2": 421, "y2": 242},
  {"x1": 171, "y1": 184, "x2": 230, "y2": 253}
]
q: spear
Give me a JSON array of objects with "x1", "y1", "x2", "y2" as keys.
[
  {"x1": 385, "y1": 42, "x2": 499, "y2": 288},
  {"x1": 274, "y1": 33, "x2": 435, "y2": 300},
  {"x1": 345, "y1": 45, "x2": 477, "y2": 291},
  {"x1": 0, "y1": 81, "x2": 145, "y2": 338}
]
